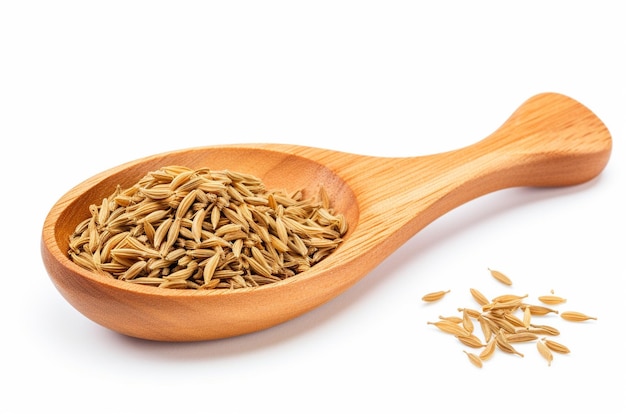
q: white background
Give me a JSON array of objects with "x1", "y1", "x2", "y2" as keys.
[{"x1": 1, "y1": 1, "x2": 624, "y2": 416}]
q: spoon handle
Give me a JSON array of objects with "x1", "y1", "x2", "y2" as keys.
[
  {"x1": 360, "y1": 92, "x2": 610, "y2": 212},
  {"x1": 324, "y1": 93, "x2": 611, "y2": 271},
  {"x1": 448, "y1": 92, "x2": 612, "y2": 188}
]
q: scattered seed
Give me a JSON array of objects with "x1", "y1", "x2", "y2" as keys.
[
  {"x1": 438, "y1": 315, "x2": 463, "y2": 324},
  {"x1": 495, "y1": 329, "x2": 524, "y2": 357},
  {"x1": 470, "y1": 288, "x2": 489, "y2": 306},
  {"x1": 543, "y1": 338, "x2": 571, "y2": 354},
  {"x1": 537, "y1": 339, "x2": 553, "y2": 366},
  {"x1": 462, "y1": 309, "x2": 474, "y2": 333},
  {"x1": 538, "y1": 295, "x2": 567, "y2": 305},
  {"x1": 479, "y1": 338, "x2": 496, "y2": 361},
  {"x1": 491, "y1": 293, "x2": 527, "y2": 303},
  {"x1": 560, "y1": 311, "x2": 597, "y2": 322},
  {"x1": 527, "y1": 324, "x2": 561, "y2": 336},
  {"x1": 427, "y1": 321, "x2": 470, "y2": 337},
  {"x1": 505, "y1": 332, "x2": 538, "y2": 343},
  {"x1": 463, "y1": 350, "x2": 483, "y2": 368},
  {"x1": 456, "y1": 334, "x2": 485, "y2": 348},
  {"x1": 458, "y1": 308, "x2": 481, "y2": 319},
  {"x1": 488, "y1": 268, "x2": 512, "y2": 285},
  {"x1": 503, "y1": 312, "x2": 526, "y2": 328},
  {"x1": 524, "y1": 304, "x2": 559, "y2": 316},
  {"x1": 425, "y1": 269, "x2": 595, "y2": 368},
  {"x1": 421, "y1": 290, "x2": 451, "y2": 303},
  {"x1": 477, "y1": 315, "x2": 492, "y2": 343},
  {"x1": 482, "y1": 299, "x2": 523, "y2": 312}
]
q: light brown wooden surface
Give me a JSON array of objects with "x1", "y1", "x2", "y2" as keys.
[{"x1": 40, "y1": 92, "x2": 612, "y2": 341}]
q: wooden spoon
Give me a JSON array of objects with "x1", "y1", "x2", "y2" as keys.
[{"x1": 41, "y1": 92, "x2": 611, "y2": 342}]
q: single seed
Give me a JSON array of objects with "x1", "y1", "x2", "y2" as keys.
[
  {"x1": 495, "y1": 330, "x2": 524, "y2": 357},
  {"x1": 543, "y1": 338, "x2": 571, "y2": 354},
  {"x1": 505, "y1": 332, "x2": 538, "y2": 343},
  {"x1": 560, "y1": 311, "x2": 597, "y2": 322},
  {"x1": 462, "y1": 309, "x2": 474, "y2": 333},
  {"x1": 176, "y1": 189, "x2": 197, "y2": 219},
  {"x1": 480, "y1": 315, "x2": 502, "y2": 335},
  {"x1": 537, "y1": 339, "x2": 553, "y2": 366},
  {"x1": 458, "y1": 308, "x2": 481, "y2": 319},
  {"x1": 488, "y1": 268, "x2": 512, "y2": 286},
  {"x1": 470, "y1": 288, "x2": 489, "y2": 306},
  {"x1": 479, "y1": 337, "x2": 496, "y2": 361},
  {"x1": 527, "y1": 324, "x2": 561, "y2": 336},
  {"x1": 421, "y1": 290, "x2": 450, "y2": 303},
  {"x1": 538, "y1": 295, "x2": 567, "y2": 305},
  {"x1": 503, "y1": 312, "x2": 526, "y2": 328},
  {"x1": 427, "y1": 321, "x2": 470, "y2": 337},
  {"x1": 438, "y1": 315, "x2": 463, "y2": 324},
  {"x1": 463, "y1": 350, "x2": 483, "y2": 368},
  {"x1": 477, "y1": 315, "x2": 492, "y2": 343},
  {"x1": 491, "y1": 293, "x2": 528, "y2": 303},
  {"x1": 457, "y1": 334, "x2": 485, "y2": 348},
  {"x1": 202, "y1": 253, "x2": 221, "y2": 285},
  {"x1": 482, "y1": 299, "x2": 523, "y2": 312},
  {"x1": 191, "y1": 208, "x2": 206, "y2": 243},
  {"x1": 524, "y1": 304, "x2": 559, "y2": 316}
]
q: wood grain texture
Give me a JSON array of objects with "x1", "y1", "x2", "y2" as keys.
[{"x1": 41, "y1": 92, "x2": 611, "y2": 341}]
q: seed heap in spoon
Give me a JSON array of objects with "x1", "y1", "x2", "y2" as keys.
[{"x1": 68, "y1": 165, "x2": 347, "y2": 290}]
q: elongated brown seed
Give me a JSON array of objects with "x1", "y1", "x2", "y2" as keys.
[
  {"x1": 482, "y1": 299, "x2": 523, "y2": 312},
  {"x1": 527, "y1": 324, "x2": 560, "y2": 336},
  {"x1": 458, "y1": 308, "x2": 481, "y2": 319},
  {"x1": 491, "y1": 293, "x2": 528, "y2": 303},
  {"x1": 524, "y1": 304, "x2": 559, "y2": 316},
  {"x1": 543, "y1": 338, "x2": 571, "y2": 354},
  {"x1": 202, "y1": 253, "x2": 221, "y2": 284},
  {"x1": 438, "y1": 315, "x2": 463, "y2": 324},
  {"x1": 427, "y1": 321, "x2": 470, "y2": 337},
  {"x1": 477, "y1": 315, "x2": 492, "y2": 343},
  {"x1": 470, "y1": 288, "x2": 489, "y2": 306},
  {"x1": 422, "y1": 290, "x2": 451, "y2": 303},
  {"x1": 538, "y1": 295, "x2": 567, "y2": 305},
  {"x1": 503, "y1": 312, "x2": 526, "y2": 328},
  {"x1": 462, "y1": 309, "x2": 474, "y2": 334},
  {"x1": 488, "y1": 268, "x2": 512, "y2": 286},
  {"x1": 479, "y1": 338, "x2": 496, "y2": 361},
  {"x1": 537, "y1": 339, "x2": 553, "y2": 366},
  {"x1": 505, "y1": 332, "x2": 538, "y2": 343},
  {"x1": 463, "y1": 350, "x2": 483, "y2": 368},
  {"x1": 560, "y1": 311, "x2": 597, "y2": 322},
  {"x1": 456, "y1": 334, "x2": 485, "y2": 348},
  {"x1": 496, "y1": 330, "x2": 524, "y2": 357}
]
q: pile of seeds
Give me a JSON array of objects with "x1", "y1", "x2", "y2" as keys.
[
  {"x1": 68, "y1": 165, "x2": 347, "y2": 290},
  {"x1": 423, "y1": 269, "x2": 597, "y2": 367}
]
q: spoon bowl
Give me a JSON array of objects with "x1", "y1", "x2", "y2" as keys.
[{"x1": 41, "y1": 93, "x2": 611, "y2": 341}]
